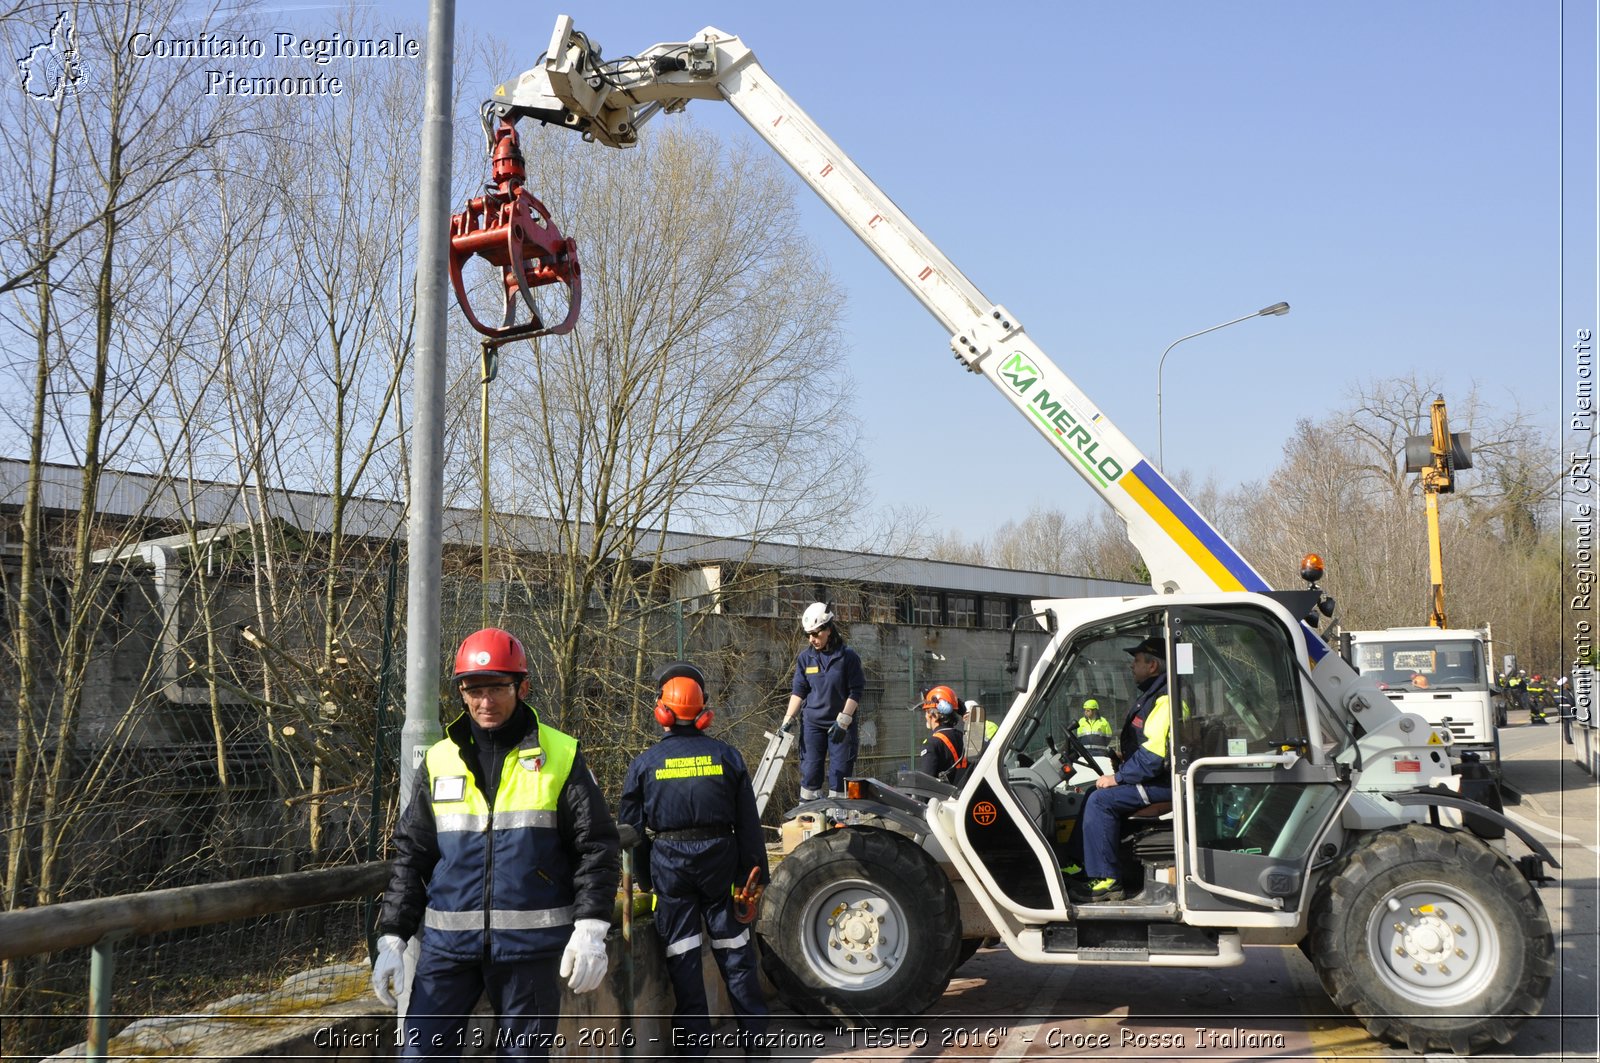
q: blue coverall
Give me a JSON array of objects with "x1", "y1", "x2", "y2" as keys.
[
  {"x1": 790, "y1": 638, "x2": 866, "y2": 793},
  {"x1": 619, "y1": 726, "x2": 770, "y2": 1058},
  {"x1": 1063, "y1": 674, "x2": 1174, "y2": 881}
]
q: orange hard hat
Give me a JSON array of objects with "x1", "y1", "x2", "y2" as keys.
[
  {"x1": 658, "y1": 676, "x2": 705, "y2": 720},
  {"x1": 653, "y1": 661, "x2": 712, "y2": 729},
  {"x1": 922, "y1": 684, "x2": 961, "y2": 717}
]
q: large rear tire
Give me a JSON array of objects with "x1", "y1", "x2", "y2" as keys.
[
  {"x1": 757, "y1": 827, "x2": 961, "y2": 1023},
  {"x1": 1307, "y1": 824, "x2": 1554, "y2": 1053}
]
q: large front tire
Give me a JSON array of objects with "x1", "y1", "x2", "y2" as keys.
[
  {"x1": 757, "y1": 827, "x2": 961, "y2": 1023},
  {"x1": 1307, "y1": 824, "x2": 1554, "y2": 1054}
]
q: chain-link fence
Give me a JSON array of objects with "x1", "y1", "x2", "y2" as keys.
[
  {"x1": 1, "y1": 545, "x2": 406, "y2": 1060},
  {"x1": 2, "y1": 550, "x2": 1029, "y2": 1058}
]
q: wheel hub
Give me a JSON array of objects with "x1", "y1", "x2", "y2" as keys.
[
  {"x1": 1381, "y1": 895, "x2": 1481, "y2": 989},
  {"x1": 800, "y1": 881, "x2": 907, "y2": 988},
  {"x1": 830, "y1": 901, "x2": 886, "y2": 965}
]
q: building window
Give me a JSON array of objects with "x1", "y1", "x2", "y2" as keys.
[
  {"x1": 826, "y1": 590, "x2": 864, "y2": 623},
  {"x1": 947, "y1": 594, "x2": 976, "y2": 628},
  {"x1": 913, "y1": 592, "x2": 940, "y2": 626},
  {"x1": 864, "y1": 588, "x2": 897, "y2": 624},
  {"x1": 984, "y1": 597, "x2": 1015, "y2": 630}
]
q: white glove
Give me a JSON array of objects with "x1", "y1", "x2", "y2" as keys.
[
  {"x1": 559, "y1": 918, "x2": 610, "y2": 994},
  {"x1": 371, "y1": 934, "x2": 407, "y2": 1008}
]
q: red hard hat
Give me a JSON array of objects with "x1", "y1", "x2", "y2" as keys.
[{"x1": 453, "y1": 628, "x2": 528, "y2": 680}]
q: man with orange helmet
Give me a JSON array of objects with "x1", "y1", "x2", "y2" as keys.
[
  {"x1": 373, "y1": 628, "x2": 620, "y2": 1061},
  {"x1": 916, "y1": 685, "x2": 970, "y2": 784},
  {"x1": 777, "y1": 602, "x2": 866, "y2": 800},
  {"x1": 619, "y1": 662, "x2": 771, "y2": 1059}
]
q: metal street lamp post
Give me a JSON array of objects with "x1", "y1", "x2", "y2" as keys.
[{"x1": 1157, "y1": 301, "x2": 1290, "y2": 468}]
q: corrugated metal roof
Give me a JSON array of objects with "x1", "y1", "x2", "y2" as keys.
[{"x1": 0, "y1": 458, "x2": 1146, "y2": 599}]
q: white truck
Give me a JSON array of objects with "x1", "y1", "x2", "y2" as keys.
[
  {"x1": 477, "y1": 18, "x2": 1558, "y2": 1053},
  {"x1": 1345, "y1": 627, "x2": 1503, "y2": 780}
]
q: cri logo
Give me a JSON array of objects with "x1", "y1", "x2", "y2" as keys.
[{"x1": 971, "y1": 801, "x2": 998, "y2": 826}]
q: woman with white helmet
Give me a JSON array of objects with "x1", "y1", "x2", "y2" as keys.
[{"x1": 778, "y1": 603, "x2": 866, "y2": 800}]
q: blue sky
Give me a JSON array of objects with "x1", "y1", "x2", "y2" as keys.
[
  {"x1": 47, "y1": 1, "x2": 1594, "y2": 542},
  {"x1": 420, "y1": 1, "x2": 1592, "y2": 540}
]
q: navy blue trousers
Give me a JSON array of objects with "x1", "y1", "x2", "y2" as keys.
[
  {"x1": 1063, "y1": 783, "x2": 1172, "y2": 880},
  {"x1": 404, "y1": 948, "x2": 563, "y2": 1061},
  {"x1": 796, "y1": 716, "x2": 858, "y2": 793},
  {"x1": 652, "y1": 840, "x2": 769, "y2": 1057}
]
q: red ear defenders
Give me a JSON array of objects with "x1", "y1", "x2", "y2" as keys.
[{"x1": 653, "y1": 664, "x2": 713, "y2": 729}]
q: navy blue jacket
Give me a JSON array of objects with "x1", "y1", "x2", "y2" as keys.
[
  {"x1": 790, "y1": 640, "x2": 865, "y2": 723},
  {"x1": 618, "y1": 727, "x2": 769, "y2": 889},
  {"x1": 917, "y1": 724, "x2": 968, "y2": 782},
  {"x1": 378, "y1": 704, "x2": 621, "y2": 960},
  {"x1": 1116, "y1": 674, "x2": 1173, "y2": 787}
]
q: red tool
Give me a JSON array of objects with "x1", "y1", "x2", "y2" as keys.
[
  {"x1": 449, "y1": 118, "x2": 581, "y2": 344},
  {"x1": 732, "y1": 866, "x2": 764, "y2": 924}
]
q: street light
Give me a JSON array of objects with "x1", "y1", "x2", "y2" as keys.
[{"x1": 1156, "y1": 301, "x2": 1290, "y2": 468}]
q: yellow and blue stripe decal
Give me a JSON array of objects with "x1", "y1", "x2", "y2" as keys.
[
  {"x1": 1119, "y1": 462, "x2": 1268, "y2": 592},
  {"x1": 1121, "y1": 463, "x2": 1331, "y2": 662}
]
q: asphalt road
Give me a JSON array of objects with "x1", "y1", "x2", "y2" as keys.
[{"x1": 752, "y1": 718, "x2": 1600, "y2": 1061}]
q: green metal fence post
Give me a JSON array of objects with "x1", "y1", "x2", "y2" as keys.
[
  {"x1": 365, "y1": 540, "x2": 402, "y2": 957},
  {"x1": 620, "y1": 843, "x2": 635, "y2": 1058},
  {"x1": 907, "y1": 648, "x2": 917, "y2": 766},
  {"x1": 86, "y1": 930, "x2": 128, "y2": 1062}
]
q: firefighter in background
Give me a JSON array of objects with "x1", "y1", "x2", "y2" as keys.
[
  {"x1": 778, "y1": 603, "x2": 866, "y2": 799},
  {"x1": 619, "y1": 663, "x2": 770, "y2": 1059},
  {"x1": 1528, "y1": 674, "x2": 1550, "y2": 724},
  {"x1": 373, "y1": 628, "x2": 620, "y2": 1061},
  {"x1": 1555, "y1": 676, "x2": 1577, "y2": 744},
  {"x1": 916, "y1": 685, "x2": 969, "y2": 784},
  {"x1": 1506, "y1": 670, "x2": 1529, "y2": 715}
]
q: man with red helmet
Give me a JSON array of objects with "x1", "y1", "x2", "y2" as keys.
[
  {"x1": 916, "y1": 685, "x2": 970, "y2": 784},
  {"x1": 373, "y1": 628, "x2": 620, "y2": 1060},
  {"x1": 619, "y1": 662, "x2": 770, "y2": 1058}
]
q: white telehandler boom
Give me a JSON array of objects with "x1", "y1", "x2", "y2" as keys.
[{"x1": 478, "y1": 19, "x2": 1556, "y2": 1053}]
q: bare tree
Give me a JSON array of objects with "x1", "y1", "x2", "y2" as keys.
[
  {"x1": 0, "y1": 0, "x2": 260, "y2": 1028},
  {"x1": 1236, "y1": 378, "x2": 1562, "y2": 663},
  {"x1": 916, "y1": 374, "x2": 1563, "y2": 672},
  {"x1": 444, "y1": 119, "x2": 862, "y2": 770}
]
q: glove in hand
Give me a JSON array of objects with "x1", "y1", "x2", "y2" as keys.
[
  {"x1": 779, "y1": 716, "x2": 797, "y2": 735},
  {"x1": 371, "y1": 934, "x2": 407, "y2": 1008},
  {"x1": 560, "y1": 918, "x2": 610, "y2": 994}
]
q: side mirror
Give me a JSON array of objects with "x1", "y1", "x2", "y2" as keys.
[{"x1": 1013, "y1": 643, "x2": 1033, "y2": 693}]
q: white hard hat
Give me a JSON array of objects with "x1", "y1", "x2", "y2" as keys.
[{"x1": 801, "y1": 602, "x2": 834, "y2": 633}]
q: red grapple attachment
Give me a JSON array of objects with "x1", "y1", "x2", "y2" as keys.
[
  {"x1": 732, "y1": 866, "x2": 764, "y2": 924},
  {"x1": 449, "y1": 119, "x2": 581, "y2": 345}
]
